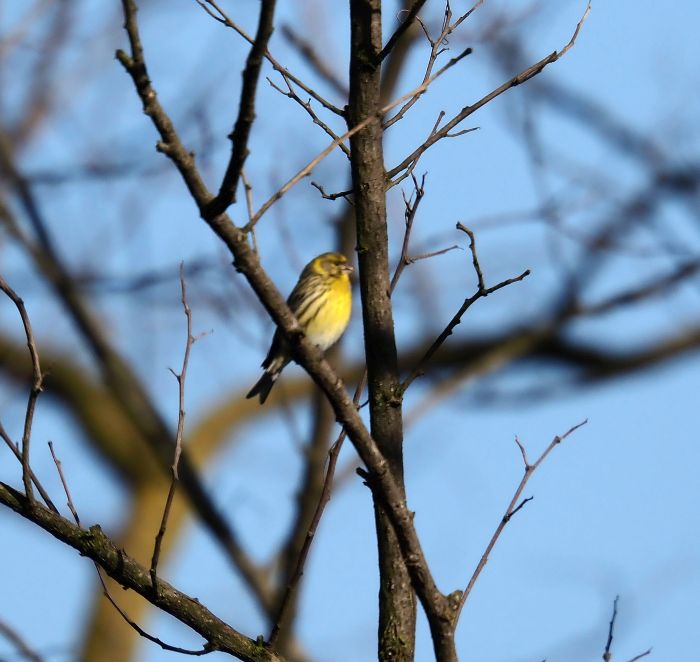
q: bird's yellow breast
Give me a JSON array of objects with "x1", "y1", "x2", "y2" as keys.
[{"x1": 305, "y1": 275, "x2": 351, "y2": 351}]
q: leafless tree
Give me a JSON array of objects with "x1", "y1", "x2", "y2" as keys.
[{"x1": 1, "y1": 1, "x2": 694, "y2": 660}]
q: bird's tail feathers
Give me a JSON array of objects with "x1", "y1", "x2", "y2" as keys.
[
  {"x1": 245, "y1": 369, "x2": 278, "y2": 404},
  {"x1": 246, "y1": 354, "x2": 290, "y2": 404}
]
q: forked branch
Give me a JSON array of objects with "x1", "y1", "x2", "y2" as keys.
[
  {"x1": 0, "y1": 273, "x2": 43, "y2": 500},
  {"x1": 402, "y1": 223, "x2": 530, "y2": 392},
  {"x1": 387, "y1": 2, "x2": 592, "y2": 179},
  {"x1": 454, "y1": 420, "x2": 588, "y2": 622}
]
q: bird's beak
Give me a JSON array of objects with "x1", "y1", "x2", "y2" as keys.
[{"x1": 341, "y1": 264, "x2": 354, "y2": 274}]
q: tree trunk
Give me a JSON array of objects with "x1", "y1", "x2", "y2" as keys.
[{"x1": 348, "y1": 1, "x2": 417, "y2": 659}]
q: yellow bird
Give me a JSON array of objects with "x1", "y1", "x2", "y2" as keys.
[{"x1": 246, "y1": 252, "x2": 353, "y2": 404}]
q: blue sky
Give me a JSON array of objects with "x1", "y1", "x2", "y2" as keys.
[{"x1": 1, "y1": 1, "x2": 700, "y2": 661}]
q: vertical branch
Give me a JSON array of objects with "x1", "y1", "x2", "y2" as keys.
[
  {"x1": 0, "y1": 274, "x2": 43, "y2": 501},
  {"x1": 454, "y1": 421, "x2": 588, "y2": 623},
  {"x1": 151, "y1": 264, "x2": 197, "y2": 588},
  {"x1": 347, "y1": 1, "x2": 417, "y2": 658}
]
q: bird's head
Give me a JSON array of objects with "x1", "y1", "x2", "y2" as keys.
[{"x1": 312, "y1": 252, "x2": 354, "y2": 279}]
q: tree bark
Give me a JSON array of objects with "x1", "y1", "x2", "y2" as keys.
[{"x1": 348, "y1": 1, "x2": 416, "y2": 659}]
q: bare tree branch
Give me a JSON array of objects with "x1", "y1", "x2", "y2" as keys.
[
  {"x1": 383, "y1": 0, "x2": 481, "y2": 130},
  {"x1": 244, "y1": 42, "x2": 473, "y2": 230},
  {"x1": 267, "y1": 74, "x2": 351, "y2": 159},
  {"x1": 151, "y1": 264, "x2": 201, "y2": 589},
  {"x1": 402, "y1": 223, "x2": 530, "y2": 392},
  {"x1": 48, "y1": 438, "x2": 217, "y2": 658},
  {"x1": 0, "y1": 273, "x2": 43, "y2": 500},
  {"x1": 267, "y1": 393, "x2": 356, "y2": 648},
  {"x1": 0, "y1": 483, "x2": 286, "y2": 662},
  {"x1": 0, "y1": 422, "x2": 56, "y2": 513},
  {"x1": 378, "y1": 0, "x2": 430, "y2": 62},
  {"x1": 603, "y1": 595, "x2": 620, "y2": 662},
  {"x1": 196, "y1": 0, "x2": 344, "y2": 116},
  {"x1": 387, "y1": 2, "x2": 592, "y2": 179},
  {"x1": 455, "y1": 420, "x2": 588, "y2": 622},
  {"x1": 48, "y1": 441, "x2": 80, "y2": 525},
  {"x1": 206, "y1": 0, "x2": 277, "y2": 217},
  {"x1": 602, "y1": 595, "x2": 652, "y2": 662}
]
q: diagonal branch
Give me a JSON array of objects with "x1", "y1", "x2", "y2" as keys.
[
  {"x1": 206, "y1": 0, "x2": 277, "y2": 217},
  {"x1": 0, "y1": 423, "x2": 57, "y2": 513},
  {"x1": 383, "y1": 0, "x2": 483, "y2": 130},
  {"x1": 196, "y1": 0, "x2": 344, "y2": 116},
  {"x1": 244, "y1": 43, "x2": 473, "y2": 230},
  {"x1": 0, "y1": 619, "x2": 43, "y2": 662},
  {"x1": 49, "y1": 439, "x2": 215, "y2": 657},
  {"x1": 378, "y1": 0, "x2": 429, "y2": 63},
  {"x1": 454, "y1": 420, "x2": 588, "y2": 623},
  {"x1": 402, "y1": 223, "x2": 530, "y2": 392},
  {"x1": 387, "y1": 2, "x2": 592, "y2": 179},
  {"x1": 267, "y1": 74, "x2": 351, "y2": 159},
  {"x1": 267, "y1": 389, "x2": 357, "y2": 648},
  {"x1": 0, "y1": 483, "x2": 285, "y2": 662},
  {"x1": 280, "y1": 25, "x2": 348, "y2": 98}
]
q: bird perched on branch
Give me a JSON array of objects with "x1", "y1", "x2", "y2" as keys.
[{"x1": 246, "y1": 252, "x2": 353, "y2": 404}]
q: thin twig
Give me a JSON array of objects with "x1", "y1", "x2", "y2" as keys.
[
  {"x1": 47, "y1": 435, "x2": 213, "y2": 656},
  {"x1": 602, "y1": 595, "x2": 653, "y2": 662},
  {"x1": 48, "y1": 441, "x2": 80, "y2": 525},
  {"x1": 240, "y1": 170, "x2": 259, "y2": 253},
  {"x1": 454, "y1": 420, "x2": 588, "y2": 622},
  {"x1": 390, "y1": 173, "x2": 427, "y2": 291},
  {"x1": 379, "y1": 0, "x2": 430, "y2": 63},
  {"x1": 150, "y1": 263, "x2": 199, "y2": 590},
  {"x1": 0, "y1": 422, "x2": 57, "y2": 513},
  {"x1": 196, "y1": 0, "x2": 344, "y2": 116},
  {"x1": 267, "y1": 73, "x2": 351, "y2": 159},
  {"x1": 387, "y1": 2, "x2": 592, "y2": 179},
  {"x1": 244, "y1": 50, "x2": 472, "y2": 230},
  {"x1": 95, "y1": 568, "x2": 213, "y2": 656},
  {"x1": 384, "y1": 43, "x2": 473, "y2": 130},
  {"x1": 267, "y1": 378, "x2": 364, "y2": 646},
  {"x1": 461, "y1": 224, "x2": 485, "y2": 290},
  {"x1": 384, "y1": 0, "x2": 480, "y2": 130},
  {"x1": 310, "y1": 181, "x2": 353, "y2": 203},
  {"x1": 407, "y1": 245, "x2": 460, "y2": 263},
  {"x1": 0, "y1": 274, "x2": 43, "y2": 500},
  {"x1": 603, "y1": 595, "x2": 619, "y2": 662},
  {"x1": 401, "y1": 223, "x2": 530, "y2": 391}
]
